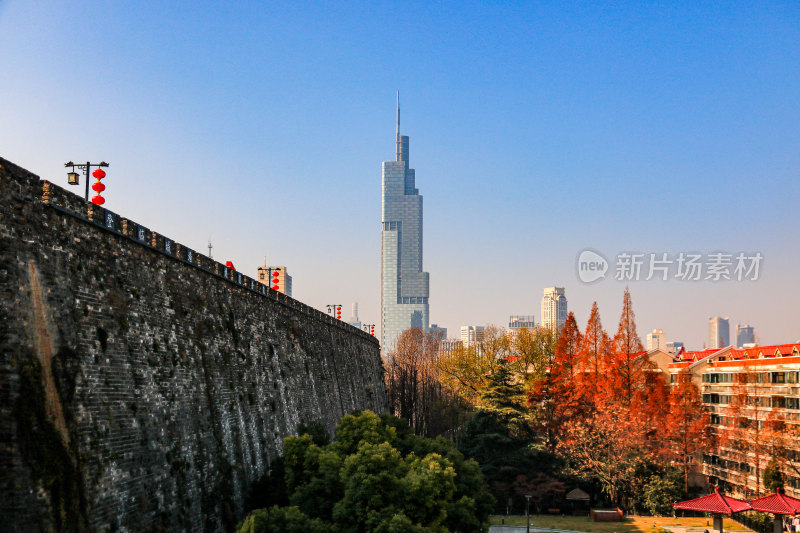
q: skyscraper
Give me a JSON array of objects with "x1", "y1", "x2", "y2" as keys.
[
  {"x1": 541, "y1": 287, "x2": 568, "y2": 332},
  {"x1": 460, "y1": 326, "x2": 484, "y2": 348},
  {"x1": 381, "y1": 94, "x2": 430, "y2": 353},
  {"x1": 347, "y1": 302, "x2": 362, "y2": 329},
  {"x1": 736, "y1": 324, "x2": 755, "y2": 347},
  {"x1": 646, "y1": 329, "x2": 667, "y2": 351},
  {"x1": 708, "y1": 316, "x2": 730, "y2": 349}
]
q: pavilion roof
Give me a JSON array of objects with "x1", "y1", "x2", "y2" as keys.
[
  {"x1": 748, "y1": 491, "x2": 800, "y2": 515},
  {"x1": 672, "y1": 488, "x2": 751, "y2": 515}
]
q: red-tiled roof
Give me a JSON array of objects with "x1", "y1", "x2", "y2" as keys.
[
  {"x1": 672, "y1": 488, "x2": 751, "y2": 515},
  {"x1": 679, "y1": 348, "x2": 720, "y2": 362},
  {"x1": 713, "y1": 355, "x2": 800, "y2": 369},
  {"x1": 748, "y1": 491, "x2": 800, "y2": 515}
]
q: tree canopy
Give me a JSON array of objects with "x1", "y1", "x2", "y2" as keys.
[{"x1": 239, "y1": 411, "x2": 494, "y2": 533}]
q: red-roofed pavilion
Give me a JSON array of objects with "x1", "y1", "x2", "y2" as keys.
[
  {"x1": 748, "y1": 490, "x2": 800, "y2": 533},
  {"x1": 672, "y1": 488, "x2": 751, "y2": 533},
  {"x1": 748, "y1": 490, "x2": 800, "y2": 515}
]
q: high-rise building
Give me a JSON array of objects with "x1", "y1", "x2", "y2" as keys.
[
  {"x1": 428, "y1": 324, "x2": 447, "y2": 339},
  {"x1": 541, "y1": 287, "x2": 568, "y2": 332},
  {"x1": 647, "y1": 329, "x2": 667, "y2": 351},
  {"x1": 708, "y1": 316, "x2": 730, "y2": 349},
  {"x1": 665, "y1": 341, "x2": 685, "y2": 355},
  {"x1": 257, "y1": 265, "x2": 292, "y2": 297},
  {"x1": 508, "y1": 315, "x2": 536, "y2": 335},
  {"x1": 736, "y1": 324, "x2": 755, "y2": 347},
  {"x1": 460, "y1": 326, "x2": 484, "y2": 348},
  {"x1": 440, "y1": 339, "x2": 462, "y2": 354},
  {"x1": 348, "y1": 302, "x2": 362, "y2": 329},
  {"x1": 381, "y1": 94, "x2": 430, "y2": 353}
]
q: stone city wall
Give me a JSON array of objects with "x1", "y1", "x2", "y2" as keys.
[{"x1": 0, "y1": 157, "x2": 386, "y2": 532}]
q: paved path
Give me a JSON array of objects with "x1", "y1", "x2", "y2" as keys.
[{"x1": 489, "y1": 526, "x2": 584, "y2": 533}]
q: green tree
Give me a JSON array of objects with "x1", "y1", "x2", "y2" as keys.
[
  {"x1": 237, "y1": 506, "x2": 327, "y2": 533},
  {"x1": 642, "y1": 470, "x2": 684, "y2": 516},
  {"x1": 240, "y1": 411, "x2": 493, "y2": 533},
  {"x1": 763, "y1": 458, "x2": 784, "y2": 492}
]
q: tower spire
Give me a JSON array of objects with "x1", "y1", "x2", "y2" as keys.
[{"x1": 395, "y1": 91, "x2": 402, "y2": 162}]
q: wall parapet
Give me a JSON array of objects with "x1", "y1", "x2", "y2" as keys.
[{"x1": 39, "y1": 177, "x2": 378, "y2": 345}]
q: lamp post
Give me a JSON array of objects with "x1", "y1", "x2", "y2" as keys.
[
  {"x1": 362, "y1": 324, "x2": 375, "y2": 336},
  {"x1": 326, "y1": 304, "x2": 342, "y2": 320},
  {"x1": 525, "y1": 494, "x2": 532, "y2": 533},
  {"x1": 64, "y1": 161, "x2": 109, "y2": 201}
]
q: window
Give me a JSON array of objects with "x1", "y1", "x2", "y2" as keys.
[{"x1": 772, "y1": 372, "x2": 786, "y2": 384}]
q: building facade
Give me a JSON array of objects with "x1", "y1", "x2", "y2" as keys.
[
  {"x1": 347, "y1": 302, "x2": 362, "y2": 329},
  {"x1": 541, "y1": 287, "x2": 567, "y2": 332},
  {"x1": 668, "y1": 344, "x2": 800, "y2": 499},
  {"x1": 508, "y1": 315, "x2": 536, "y2": 335},
  {"x1": 381, "y1": 97, "x2": 430, "y2": 353},
  {"x1": 257, "y1": 265, "x2": 292, "y2": 297},
  {"x1": 647, "y1": 329, "x2": 667, "y2": 352},
  {"x1": 736, "y1": 324, "x2": 755, "y2": 347},
  {"x1": 665, "y1": 340, "x2": 685, "y2": 355},
  {"x1": 428, "y1": 324, "x2": 447, "y2": 339},
  {"x1": 460, "y1": 325, "x2": 485, "y2": 348},
  {"x1": 708, "y1": 316, "x2": 730, "y2": 349}
]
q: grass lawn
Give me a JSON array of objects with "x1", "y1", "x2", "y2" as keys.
[{"x1": 489, "y1": 514, "x2": 754, "y2": 532}]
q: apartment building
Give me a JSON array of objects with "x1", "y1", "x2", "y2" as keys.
[{"x1": 668, "y1": 344, "x2": 800, "y2": 499}]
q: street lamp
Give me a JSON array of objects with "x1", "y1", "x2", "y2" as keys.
[
  {"x1": 326, "y1": 304, "x2": 342, "y2": 320},
  {"x1": 64, "y1": 161, "x2": 109, "y2": 201},
  {"x1": 525, "y1": 494, "x2": 532, "y2": 533},
  {"x1": 362, "y1": 324, "x2": 375, "y2": 336}
]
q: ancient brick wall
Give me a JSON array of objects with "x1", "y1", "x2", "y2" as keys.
[{"x1": 0, "y1": 157, "x2": 387, "y2": 532}]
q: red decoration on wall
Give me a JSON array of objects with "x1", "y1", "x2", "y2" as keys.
[
  {"x1": 226, "y1": 261, "x2": 236, "y2": 270},
  {"x1": 92, "y1": 168, "x2": 106, "y2": 179}
]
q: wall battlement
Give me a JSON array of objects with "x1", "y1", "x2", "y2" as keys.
[{"x1": 0, "y1": 157, "x2": 387, "y2": 532}]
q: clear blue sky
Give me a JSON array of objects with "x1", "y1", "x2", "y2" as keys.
[{"x1": 2, "y1": 1, "x2": 798, "y2": 348}]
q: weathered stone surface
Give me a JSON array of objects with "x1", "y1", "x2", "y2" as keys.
[{"x1": 0, "y1": 157, "x2": 387, "y2": 532}]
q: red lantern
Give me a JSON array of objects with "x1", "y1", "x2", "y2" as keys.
[
  {"x1": 91, "y1": 195, "x2": 105, "y2": 205},
  {"x1": 92, "y1": 182, "x2": 106, "y2": 192},
  {"x1": 225, "y1": 261, "x2": 236, "y2": 270},
  {"x1": 272, "y1": 285, "x2": 279, "y2": 290},
  {"x1": 92, "y1": 168, "x2": 106, "y2": 179},
  {"x1": 370, "y1": 326, "x2": 375, "y2": 336}
]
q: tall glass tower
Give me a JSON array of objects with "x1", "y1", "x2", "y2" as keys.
[{"x1": 381, "y1": 94, "x2": 430, "y2": 353}]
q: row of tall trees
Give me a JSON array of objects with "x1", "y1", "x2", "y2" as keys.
[
  {"x1": 384, "y1": 287, "x2": 713, "y2": 512},
  {"x1": 384, "y1": 328, "x2": 470, "y2": 438},
  {"x1": 534, "y1": 288, "x2": 710, "y2": 507}
]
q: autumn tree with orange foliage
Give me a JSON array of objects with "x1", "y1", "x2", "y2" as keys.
[
  {"x1": 529, "y1": 313, "x2": 585, "y2": 449},
  {"x1": 664, "y1": 372, "x2": 710, "y2": 493},
  {"x1": 580, "y1": 302, "x2": 612, "y2": 381},
  {"x1": 606, "y1": 287, "x2": 646, "y2": 408}
]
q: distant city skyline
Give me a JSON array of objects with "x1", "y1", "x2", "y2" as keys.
[{"x1": 1, "y1": 2, "x2": 798, "y2": 349}]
